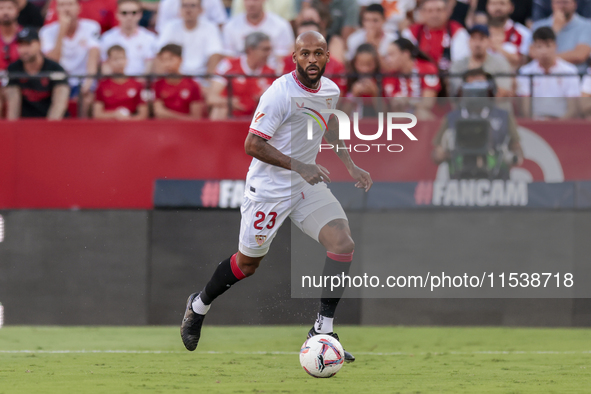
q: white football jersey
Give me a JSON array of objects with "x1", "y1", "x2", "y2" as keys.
[{"x1": 246, "y1": 71, "x2": 341, "y2": 201}]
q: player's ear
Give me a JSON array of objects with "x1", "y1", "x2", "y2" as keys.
[
  {"x1": 292, "y1": 51, "x2": 296, "y2": 64},
  {"x1": 326, "y1": 51, "x2": 330, "y2": 63}
]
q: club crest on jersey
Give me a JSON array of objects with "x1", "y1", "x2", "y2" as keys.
[
  {"x1": 254, "y1": 112, "x2": 265, "y2": 123},
  {"x1": 255, "y1": 235, "x2": 267, "y2": 246},
  {"x1": 326, "y1": 98, "x2": 332, "y2": 108}
]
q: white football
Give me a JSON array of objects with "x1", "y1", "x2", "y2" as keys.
[{"x1": 299, "y1": 334, "x2": 345, "y2": 378}]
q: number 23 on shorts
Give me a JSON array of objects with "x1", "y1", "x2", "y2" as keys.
[{"x1": 253, "y1": 211, "x2": 277, "y2": 230}]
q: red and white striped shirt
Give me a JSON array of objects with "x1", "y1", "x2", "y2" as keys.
[{"x1": 502, "y1": 19, "x2": 531, "y2": 56}]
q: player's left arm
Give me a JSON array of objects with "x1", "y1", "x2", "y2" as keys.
[{"x1": 323, "y1": 115, "x2": 373, "y2": 192}]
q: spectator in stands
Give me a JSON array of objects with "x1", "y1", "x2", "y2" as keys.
[
  {"x1": 346, "y1": 4, "x2": 398, "y2": 63},
  {"x1": 348, "y1": 43, "x2": 380, "y2": 97},
  {"x1": 403, "y1": 0, "x2": 470, "y2": 71},
  {"x1": 208, "y1": 32, "x2": 275, "y2": 120},
  {"x1": 100, "y1": 0, "x2": 157, "y2": 76},
  {"x1": 343, "y1": 43, "x2": 381, "y2": 116},
  {"x1": 45, "y1": 0, "x2": 118, "y2": 34},
  {"x1": 382, "y1": 38, "x2": 440, "y2": 118},
  {"x1": 223, "y1": 0, "x2": 294, "y2": 66},
  {"x1": 16, "y1": 0, "x2": 43, "y2": 28},
  {"x1": 297, "y1": 0, "x2": 360, "y2": 42},
  {"x1": 487, "y1": 0, "x2": 531, "y2": 70},
  {"x1": 155, "y1": 0, "x2": 228, "y2": 33},
  {"x1": 294, "y1": 2, "x2": 347, "y2": 63},
  {"x1": 517, "y1": 27, "x2": 580, "y2": 119},
  {"x1": 474, "y1": 0, "x2": 532, "y2": 27},
  {"x1": 531, "y1": 0, "x2": 591, "y2": 73},
  {"x1": 282, "y1": 20, "x2": 348, "y2": 93},
  {"x1": 157, "y1": 0, "x2": 224, "y2": 77},
  {"x1": 532, "y1": 0, "x2": 591, "y2": 21},
  {"x1": 0, "y1": 0, "x2": 20, "y2": 71},
  {"x1": 153, "y1": 44, "x2": 204, "y2": 119},
  {"x1": 40, "y1": 0, "x2": 100, "y2": 117},
  {"x1": 449, "y1": 25, "x2": 513, "y2": 96},
  {"x1": 5, "y1": 28, "x2": 69, "y2": 119},
  {"x1": 93, "y1": 45, "x2": 148, "y2": 120},
  {"x1": 357, "y1": 0, "x2": 416, "y2": 34},
  {"x1": 231, "y1": 0, "x2": 296, "y2": 22}
]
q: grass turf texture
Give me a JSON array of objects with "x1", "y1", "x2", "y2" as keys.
[{"x1": 1, "y1": 326, "x2": 590, "y2": 393}]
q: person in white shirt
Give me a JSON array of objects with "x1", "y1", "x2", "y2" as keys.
[
  {"x1": 157, "y1": 0, "x2": 224, "y2": 77},
  {"x1": 155, "y1": 0, "x2": 227, "y2": 33},
  {"x1": 222, "y1": 0, "x2": 294, "y2": 66},
  {"x1": 346, "y1": 3, "x2": 398, "y2": 63},
  {"x1": 231, "y1": 0, "x2": 296, "y2": 22},
  {"x1": 516, "y1": 27, "x2": 580, "y2": 119},
  {"x1": 39, "y1": 0, "x2": 100, "y2": 117},
  {"x1": 100, "y1": 0, "x2": 157, "y2": 76}
]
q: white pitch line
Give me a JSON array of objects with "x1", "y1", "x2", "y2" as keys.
[{"x1": 1, "y1": 350, "x2": 590, "y2": 355}]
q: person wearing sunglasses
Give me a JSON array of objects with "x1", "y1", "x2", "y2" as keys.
[{"x1": 100, "y1": 0, "x2": 157, "y2": 76}]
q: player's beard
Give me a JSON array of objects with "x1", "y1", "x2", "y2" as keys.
[{"x1": 296, "y1": 62, "x2": 326, "y2": 86}]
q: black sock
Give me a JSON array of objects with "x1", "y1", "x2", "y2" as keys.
[
  {"x1": 199, "y1": 253, "x2": 246, "y2": 305},
  {"x1": 319, "y1": 252, "x2": 353, "y2": 319}
]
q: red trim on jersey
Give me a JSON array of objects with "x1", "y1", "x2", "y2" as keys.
[
  {"x1": 230, "y1": 253, "x2": 246, "y2": 280},
  {"x1": 291, "y1": 71, "x2": 321, "y2": 93},
  {"x1": 327, "y1": 251, "x2": 354, "y2": 262},
  {"x1": 249, "y1": 128, "x2": 271, "y2": 140}
]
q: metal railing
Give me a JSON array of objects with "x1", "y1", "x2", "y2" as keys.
[{"x1": 2, "y1": 71, "x2": 590, "y2": 119}]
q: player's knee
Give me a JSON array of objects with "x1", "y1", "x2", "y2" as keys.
[
  {"x1": 239, "y1": 261, "x2": 259, "y2": 277},
  {"x1": 237, "y1": 256, "x2": 262, "y2": 277},
  {"x1": 333, "y1": 234, "x2": 355, "y2": 255}
]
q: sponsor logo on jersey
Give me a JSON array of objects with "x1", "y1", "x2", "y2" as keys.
[
  {"x1": 254, "y1": 112, "x2": 265, "y2": 123},
  {"x1": 255, "y1": 235, "x2": 267, "y2": 246}
]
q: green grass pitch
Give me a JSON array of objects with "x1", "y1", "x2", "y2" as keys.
[{"x1": 1, "y1": 326, "x2": 590, "y2": 393}]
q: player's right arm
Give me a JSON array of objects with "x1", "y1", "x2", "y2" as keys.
[
  {"x1": 244, "y1": 133, "x2": 331, "y2": 185},
  {"x1": 245, "y1": 80, "x2": 331, "y2": 185}
]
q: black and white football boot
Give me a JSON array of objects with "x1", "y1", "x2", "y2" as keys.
[
  {"x1": 307, "y1": 327, "x2": 355, "y2": 363},
  {"x1": 180, "y1": 292, "x2": 206, "y2": 351}
]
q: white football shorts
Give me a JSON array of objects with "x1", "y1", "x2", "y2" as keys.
[{"x1": 238, "y1": 182, "x2": 347, "y2": 257}]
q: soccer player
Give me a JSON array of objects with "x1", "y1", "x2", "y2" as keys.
[
  {"x1": 180, "y1": 31, "x2": 373, "y2": 362},
  {"x1": 93, "y1": 45, "x2": 148, "y2": 120}
]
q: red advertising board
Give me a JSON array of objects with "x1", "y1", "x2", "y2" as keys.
[{"x1": 0, "y1": 119, "x2": 589, "y2": 209}]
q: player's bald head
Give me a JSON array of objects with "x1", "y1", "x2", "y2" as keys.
[{"x1": 295, "y1": 31, "x2": 327, "y2": 51}]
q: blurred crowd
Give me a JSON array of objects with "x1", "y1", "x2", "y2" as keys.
[{"x1": 1, "y1": 0, "x2": 591, "y2": 121}]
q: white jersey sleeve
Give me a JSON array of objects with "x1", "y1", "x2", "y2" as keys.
[{"x1": 248, "y1": 80, "x2": 289, "y2": 140}]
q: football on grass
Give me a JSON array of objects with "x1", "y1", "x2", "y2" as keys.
[{"x1": 299, "y1": 334, "x2": 345, "y2": 378}]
